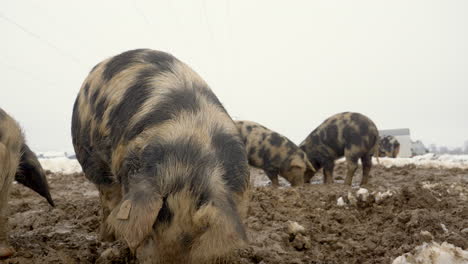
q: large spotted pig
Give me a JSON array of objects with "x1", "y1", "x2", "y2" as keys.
[
  {"x1": 71, "y1": 49, "x2": 250, "y2": 263},
  {"x1": 0, "y1": 108, "x2": 54, "y2": 258},
  {"x1": 299, "y1": 112, "x2": 379, "y2": 186},
  {"x1": 378, "y1": 135, "x2": 400, "y2": 158},
  {"x1": 235, "y1": 120, "x2": 314, "y2": 186}
]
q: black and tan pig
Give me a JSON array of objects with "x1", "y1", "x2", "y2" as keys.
[
  {"x1": 378, "y1": 135, "x2": 400, "y2": 158},
  {"x1": 235, "y1": 120, "x2": 314, "y2": 187},
  {"x1": 71, "y1": 49, "x2": 250, "y2": 263},
  {"x1": 0, "y1": 108, "x2": 54, "y2": 258},
  {"x1": 299, "y1": 112, "x2": 379, "y2": 186}
]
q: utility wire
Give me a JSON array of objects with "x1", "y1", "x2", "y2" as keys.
[
  {"x1": 132, "y1": 0, "x2": 154, "y2": 34},
  {"x1": 0, "y1": 59, "x2": 60, "y2": 86},
  {"x1": 201, "y1": 0, "x2": 214, "y2": 40},
  {"x1": 0, "y1": 12, "x2": 83, "y2": 66}
]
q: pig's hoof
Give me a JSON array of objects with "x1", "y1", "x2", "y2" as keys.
[{"x1": 0, "y1": 245, "x2": 15, "y2": 258}]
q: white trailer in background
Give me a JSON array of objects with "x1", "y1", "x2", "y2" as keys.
[{"x1": 379, "y1": 128, "x2": 412, "y2": 158}]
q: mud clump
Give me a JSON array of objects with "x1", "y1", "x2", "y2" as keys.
[{"x1": 3, "y1": 164, "x2": 468, "y2": 263}]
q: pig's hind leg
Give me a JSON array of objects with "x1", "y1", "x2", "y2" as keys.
[
  {"x1": 360, "y1": 154, "x2": 373, "y2": 185},
  {"x1": 344, "y1": 151, "x2": 359, "y2": 186},
  {"x1": 265, "y1": 169, "x2": 280, "y2": 187}
]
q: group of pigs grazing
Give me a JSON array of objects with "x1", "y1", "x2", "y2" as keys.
[
  {"x1": 237, "y1": 112, "x2": 380, "y2": 187},
  {"x1": 1, "y1": 49, "x2": 386, "y2": 263}
]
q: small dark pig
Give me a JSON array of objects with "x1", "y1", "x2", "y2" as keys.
[
  {"x1": 299, "y1": 112, "x2": 379, "y2": 186},
  {"x1": 379, "y1": 136, "x2": 400, "y2": 158},
  {"x1": 378, "y1": 135, "x2": 400, "y2": 158},
  {"x1": 72, "y1": 49, "x2": 249, "y2": 263},
  {"x1": 235, "y1": 120, "x2": 314, "y2": 186},
  {"x1": 0, "y1": 108, "x2": 54, "y2": 258}
]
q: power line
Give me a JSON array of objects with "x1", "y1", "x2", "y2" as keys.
[
  {"x1": 201, "y1": 0, "x2": 214, "y2": 40},
  {"x1": 0, "y1": 12, "x2": 83, "y2": 66},
  {"x1": 132, "y1": 0, "x2": 154, "y2": 34},
  {"x1": 0, "y1": 59, "x2": 60, "y2": 86}
]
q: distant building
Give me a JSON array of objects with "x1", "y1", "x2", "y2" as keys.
[{"x1": 379, "y1": 128, "x2": 412, "y2": 158}]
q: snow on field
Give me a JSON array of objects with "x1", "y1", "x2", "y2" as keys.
[
  {"x1": 392, "y1": 242, "x2": 468, "y2": 264},
  {"x1": 37, "y1": 152, "x2": 82, "y2": 174},
  {"x1": 39, "y1": 157, "x2": 82, "y2": 174},
  {"x1": 335, "y1": 153, "x2": 468, "y2": 169},
  {"x1": 37, "y1": 151, "x2": 76, "y2": 159},
  {"x1": 37, "y1": 153, "x2": 468, "y2": 176},
  {"x1": 374, "y1": 154, "x2": 468, "y2": 169}
]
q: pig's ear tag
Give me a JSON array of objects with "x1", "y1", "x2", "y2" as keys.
[{"x1": 117, "y1": 200, "x2": 132, "y2": 220}]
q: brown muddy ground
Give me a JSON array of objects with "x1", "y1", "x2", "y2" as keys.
[{"x1": 3, "y1": 164, "x2": 468, "y2": 264}]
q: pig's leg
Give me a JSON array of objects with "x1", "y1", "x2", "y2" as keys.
[
  {"x1": 265, "y1": 169, "x2": 280, "y2": 187},
  {"x1": 97, "y1": 183, "x2": 122, "y2": 241},
  {"x1": 303, "y1": 169, "x2": 315, "y2": 184},
  {"x1": 360, "y1": 154, "x2": 372, "y2": 185},
  {"x1": 0, "y1": 145, "x2": 15, "y2": 258},
  {"x1": 323, "y1": 162, "x2": 334, "y2": 184},
  {"x1": 344, "y1": 156, "x2": 358, "y2": 186}
]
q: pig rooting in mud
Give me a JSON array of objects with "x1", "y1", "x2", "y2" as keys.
[
  {"x1": 378, "y1": 135, "x2": 400, "y2": 158},
  {"x1": 71, "y1": 49, "x2": 250, "y2": 263},
  {"x1": 300, "y1": 112, "x2": 379, "y2": 186},
  {"x1": 0, "y1": 108, "x2": 54, "y2": 258},
  {"x1": 235, "y1": 120, "x2": 314, "y2": 187}
]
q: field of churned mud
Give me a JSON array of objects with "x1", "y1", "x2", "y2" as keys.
[{"x1": 3, "y1": 163, "x2": 468, "y2": 264}]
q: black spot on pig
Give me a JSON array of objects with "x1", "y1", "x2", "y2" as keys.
[
  {"x1": 212, "y1": 128, "x2": 248, "y2": 194},
  {"x1": 343, "y1": 126, "x2": 361, "y2": 146},
  {"x1": 89, "y1": 89, "x2": 100, "y2": 107},
  {"x1": 106, "y1": 68, "x2": 157, "y2": 145},
  {"x1": 180, "y1": 232, "x2": 194, "y2": 249},
  {"x1": 156, "y1": 197, "x2": 173, "y2": 224},
  {"x1": 142, "y1": 51, "x2": 175, "y2": 72},
  {"x1": 269, "y1": 133, "x2": 283, "y2": 147},
  {"x1": 102, "y1": 49, "x2": 146, "y2": 81},
  {"x1": 126, "y1": 87, "x2": 202, "y2": 142},
  {"x1": 83, "y1": 83, "x2": 90, "y2": 98},
  {"x1": 249, "y1": 146, "x2": 256, "y2": 156},
  {"x1": 271, "y1": 154, "x2": 281, "y2": 164},
  {"x1": 94, "y1": 96, "x2": 108, "y2": 122}
]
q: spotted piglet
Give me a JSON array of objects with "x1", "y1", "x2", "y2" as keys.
[
  {"x1": 300, "y1": 112, "x2": 379, "y2": 186},
  {"x1": 378, "y1": 135, "x2": 400, "y2": 158},
  {"x1": 235, "y1": 120, "x2": 314, "y2": 187}
]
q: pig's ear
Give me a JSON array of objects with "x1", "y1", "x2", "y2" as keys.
[
  {"x1": 305, "y1": 160, "x2": 316, "y2": 172},
  {"x1": 107, "y1": 190, "x2": 163, "y2": 251}
]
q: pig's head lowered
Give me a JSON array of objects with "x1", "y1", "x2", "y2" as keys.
[
  {"x1": 106, "y1": 137, "x2": 248, "y2": 262},
  {"x1": 14, "y1": 144, "x2": 54, "y2": 206}
]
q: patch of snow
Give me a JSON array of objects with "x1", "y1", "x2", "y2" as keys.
[
  {"x1": 422, "y1": 181, "x2": 440, "y2": 190},
  {"x1": 440, "y1": 223, "x2": 449, "y2": 233},
  {"x1": 337, "y1": 197, "x2": 346, "y2": 206},
  {"x1": 356, "y1": 188, "x2": 369, "y2": 201},
  {"x1": 392, "y1": 242, "x2": 468, "y2": 264},
  {"x1": 37, "y1": 151, "x2": 70, "y2": 159},
  {"x1": 39, "y1": 157, "x2": 82, "y2": 174},
  {"x1": 286, "y1": 221, "x2": 306, "y2": 235},
  {"x1": 374, "y1": 190, "x2": 393, "y2": 203},
  {"x1": 372, "y1": 154, "x2": 468, "y2": 169}
]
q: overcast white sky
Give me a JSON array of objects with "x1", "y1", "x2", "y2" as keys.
[{"x1": 1, "y1": 0, "x2": 467, "y2": 152}]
